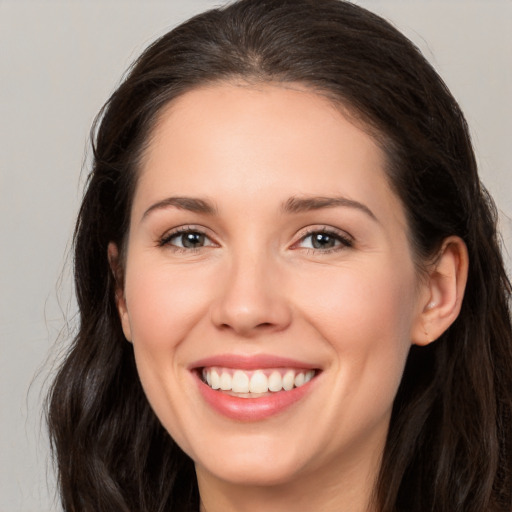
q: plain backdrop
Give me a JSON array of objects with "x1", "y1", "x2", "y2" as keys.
[{"x1": 1, "y1": 1, "x2": 510, "y2": 510}]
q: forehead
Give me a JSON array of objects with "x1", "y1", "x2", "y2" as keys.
[
  {"x1": 134, "y1": 82, "x2": 407, "y2": 231},
  {"x1": 143, "y1": 81, "x2": 381, "y2": 171}
]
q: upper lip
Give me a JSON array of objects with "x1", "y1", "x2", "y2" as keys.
[{"x1": 189, "y1": 354, "x2": 319, "y2": 371}]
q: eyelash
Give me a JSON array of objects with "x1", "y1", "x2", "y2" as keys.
[
  {"x1": 158, "y1": 226, "x2": 213, "y2": 253},
  {"x1": 296, "y1": 228, "x2": 353, "y2": 254},
  {"x1": 158, "y1": 226, "x2": 353, "y2": 254}
]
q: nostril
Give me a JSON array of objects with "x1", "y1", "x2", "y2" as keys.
[
  {"x1": 218, "y1": 321, "x2": 273, "y2": 331},
  {"x1": 210, "y1": 291, "x2": 293, "y2": 335}
]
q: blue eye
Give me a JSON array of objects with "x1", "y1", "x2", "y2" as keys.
[
  {"x1": 298, "y1": 230, "x2": 352, "y2": 251},
  {"x1": 160, "y1": 229, "x2": 214, "y2": 249}
]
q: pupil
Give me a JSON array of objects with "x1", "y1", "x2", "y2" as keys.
[
  {"x1": 182, "y1": 232, "x2": 204, "y2": 248},
  {"x1": 312, "y1": 233, "x2": 335, "y2": 249}
]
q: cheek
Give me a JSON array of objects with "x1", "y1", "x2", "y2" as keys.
[
  {"x1": 296, "y1": 259, "x2": 417, "y2": 341},
  {"x1": 124, "y1": 261, "x2": 212, "y2": 350},
  {"x1": 122, "y1": 260, "x2": 216, "y2": 448},
  {"x1": 294, "y1": 261, "x2": 416, "y2": 404},
  {"x1": 122, "y1": 260, "x2": 212, "y2": 407}
]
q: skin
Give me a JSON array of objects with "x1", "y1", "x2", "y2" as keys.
[{"x1": 110, "y1": 83, "x2": 468, "y2": 512}]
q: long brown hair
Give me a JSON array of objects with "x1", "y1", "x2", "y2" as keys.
[{"x1": 47, "y1": 1, "x2": 512, "y2": 510}]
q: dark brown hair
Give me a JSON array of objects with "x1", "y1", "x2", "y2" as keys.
[{"x1": 47, "y1": 1, "x2": 512, "y2": 510}]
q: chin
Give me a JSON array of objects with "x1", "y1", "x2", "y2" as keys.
[{"x1": 197, "y1": 453, "x2": 307, "y2": 487}]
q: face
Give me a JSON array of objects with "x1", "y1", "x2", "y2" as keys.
[{"x1": 114, "y1": 83, "x2": 428, "y2": 492}]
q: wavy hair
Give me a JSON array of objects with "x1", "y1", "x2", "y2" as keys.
[{"x1": 47, "y1": 1, "x2": 512, "y2": 510}]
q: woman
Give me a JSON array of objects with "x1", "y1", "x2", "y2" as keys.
[{"x1": 46, "y1": 0, "x2": 512, "y2": 511}]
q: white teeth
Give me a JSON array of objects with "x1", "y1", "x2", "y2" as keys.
[
  {"x1": 268, "y1": 371, "x2": 283, "y2": 392},
  {"x1": 202, "y1": 367, "x2": 316, "y2": 394},
  {"x1": 249, "y1": 371, "x2": 268, "y2": 393},
  {"x1": 282, "y1": 370, "x2": 295, "y2": 391},
  {"x1": 220, "y1": 371, "x2": 231, "y2": 391},
  {"x1": 294, "y1": 372, "x2": 305, "y2": 387},
  {"x1": 211, "y1": 369, "x2": 220, "y2": 389},
  {"x1": 232, "y1": 370, "x2": 249, "y2": 393}
]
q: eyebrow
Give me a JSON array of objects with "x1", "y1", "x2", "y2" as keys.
[
  {"x1": 282, "y1": 195, "x2": 378, "y2": 221},
  {"x1": 142, "y1": 196, "x2": 218, "y2": 220},
  {"x1": 141, "y1": 194, "x2": 377, "y2": 222}
]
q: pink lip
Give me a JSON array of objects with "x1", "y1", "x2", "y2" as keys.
[
  {"x1": 189, "y1": 353, "x2": 318, "y2": 371},
  {"x1": 189, "y1": 354, "x2": 320, "y2": 422}
]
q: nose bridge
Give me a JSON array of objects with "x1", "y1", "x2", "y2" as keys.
[{"x1": 210, "y1": 242, "x2": 291, "y2": 336}]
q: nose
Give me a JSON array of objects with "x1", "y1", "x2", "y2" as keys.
[{"x1": 210, "y1": 248, "x2": 292, "y2": 337}]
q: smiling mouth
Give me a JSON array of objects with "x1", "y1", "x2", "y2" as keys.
[{"x1": 200, "y1": 367, "x2": 317, "y2": 397}]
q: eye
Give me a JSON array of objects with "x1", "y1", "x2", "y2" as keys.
[
  {"x1": 160, "y1": 228, "x2": 215, "y2": 250},
  {"x1": 297, "y1": 229, "x2": 352, "y2": 251}
]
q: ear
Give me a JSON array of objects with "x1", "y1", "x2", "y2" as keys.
[
  {"x1": 108, "y1": 242, "x2": 132, "y2": 342},
  {"x1": 411, "y1": 236, "x2": 469, "y2": 346}
]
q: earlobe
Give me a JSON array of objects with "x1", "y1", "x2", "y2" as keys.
[
  {"x1": 412, "y1": 236, "x2": 469, "y2": 346},
  {"x1": 107, "y1": 242, "x2": 133, "y2": 342}
]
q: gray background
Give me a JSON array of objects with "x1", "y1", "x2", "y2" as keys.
[{"x1": 1, "y1": 1, "x2": 510, "y2": 511}]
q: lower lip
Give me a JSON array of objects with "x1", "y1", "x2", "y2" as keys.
[{"x1": 194, "y1": 371, "x2": 317, "y2": 422}]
